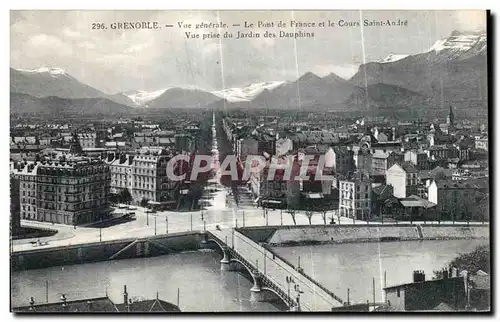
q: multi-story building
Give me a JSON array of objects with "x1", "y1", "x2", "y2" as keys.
[
  {"x1": 174, "y1": 133, "x2": 194, "y2": 152},
  {"x1": 386, "y1": 162, "x2": 419, "y2": 198},
  {"x1": 107, "y1": 151, "x2": 179, "y2": 205},
  {"x1": 259, "y1": 160, "x2": 300, "y2": 209},
  {"x1": 332, "y1": 146, "x2": 355, "y2": 175},
  {"x1": 475, "y1": 137, "x2": 488, "y2": 151},
  {"x1": 12, "y1": 161, "x2": 38, "y2": 221},
  {"x1": 10, "y1": 174, "x2": 21, "y2": 236},
  {"x1": 108, "y1": 154, "x2": 134, "y2": 195},
  {"x1": 427, "y1": 145, "x2": 458, "y2": 161},
  {"x1": 428, "y1": 178, "x2": 488, "y2": 220},
  {"x1": 339, "y1": 172, "x2": 372, "y2": 220},
  {"x1": 355, "y1": 148, "x2": 372, "y2": 175},
  {"x1": 371, "y1": 151, "x2": 405, "y2": 177},
  {"x1": 12, "y1": 158, "x2": 111, "y2": 225},
  {"x1": 404, "y1": 150, "x2": 429, "y2": 170},
  {"x1": 77, "y1": 133, "x2": 97, "y2": 149},
  {"x1": 236, "y1": 136, "x2": 259, "y2": 161}
]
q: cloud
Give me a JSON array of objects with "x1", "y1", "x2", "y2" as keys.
[{"x1": 454, "y1": 10, "x2": 486, "y2": 31}]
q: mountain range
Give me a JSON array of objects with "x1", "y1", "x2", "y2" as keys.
[{"x1": 10, "y1": 30, "x2": 487, "y2": 116}]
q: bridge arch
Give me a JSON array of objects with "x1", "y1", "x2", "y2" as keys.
[
  {"x1": 205, "y1": 238, "x2": 224, "y2": 252},
  {"x1": 260, "y1": 287, "x2": 290, "y2": 308}
]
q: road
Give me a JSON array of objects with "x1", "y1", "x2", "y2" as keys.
[{"x1": 13, "y1": 184, "x2": 487, "y2": 253}]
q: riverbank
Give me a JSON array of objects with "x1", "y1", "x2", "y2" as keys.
[
  {"x1": 11, "y1": 224, "x2": 489, "y2": 271},
  {"x1": 238, "y1": 224, "x2": 489, "y2": 246},
  {"x1": 11, "y1": 231, "x2": 204, "y2": 271}
]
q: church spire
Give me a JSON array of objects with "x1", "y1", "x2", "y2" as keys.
[{"x1": 447, "y1": 105, "x2": 454, "y2": 127}]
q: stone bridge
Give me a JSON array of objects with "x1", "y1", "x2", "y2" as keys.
[{"x1": 203, "y1": 229, "x2": 344, "y2": 311}]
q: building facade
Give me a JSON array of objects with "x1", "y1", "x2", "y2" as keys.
[
  {"x1": 332, "y1": 146, "x2": 355, "y2": 175},
  {"x1": 107, "y1": 151, "x2": 179, "y2": 204},
  {"x1": 10, "y1": 174, "x2": 21, "y2": 236},
  {"x1": 428, "y1": 179, "x2": 488, "y2": 220},
  {"x1": 12, "y1": 158, "x2": 111, "y2": 225},
  {"x1": 339, "y1": 172, "x2": 372, "y2": 220},
  {"x1": 386, "y1": 162, "x2": 419, "y2": 198}
]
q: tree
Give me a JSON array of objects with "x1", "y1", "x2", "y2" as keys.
[
  {"x1": 433, "y1": 245, "x2": 490, "y2": 279},
  {"x1": 70, "y1": 132, "x2": 83, "y2": 155},
  {"x1": 120, "y1": 188, "x2": 132, "y2": 204},
  {"x1": 140, "y1": 197, "x2": 149, "y2": 208},
  {"x1": 305, "y1": 210, "x2": 314, "y2": 225},
  {"x1": 109, "y1": 193, "x2": 120, "y2": 204},
  {"x1": 286, "y1": 209, "x2": 297, "y2": 225},
  {"x1": 321, "y1": 211, "x2": 328, "y2": 225}
]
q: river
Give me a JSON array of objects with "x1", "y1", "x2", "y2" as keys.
[
  {"x1": 11, "y1": 239, "x2": 488, "y2": 311},
  {"x1": 272, "y1": 239, "x2": 489, "y2": 305}
]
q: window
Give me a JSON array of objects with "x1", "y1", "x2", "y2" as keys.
[{"x1": 397, "y1": 288, "x2": 401, "y2": 297}]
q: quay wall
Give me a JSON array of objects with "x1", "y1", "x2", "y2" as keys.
[
  {"x1": 11, "y1": 232, "x2": 203, "y2": 271},
  {"x1": 420, "y1": 225, "x2": 489, "y2": 240},
  {"x1": 238, "y1": 224, "x2": 489, "y2": 246}
]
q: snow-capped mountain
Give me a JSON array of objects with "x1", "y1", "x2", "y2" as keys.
[
  {"x1": 349, "y1": 30, "x2": 487, "y2": 106},
  {"x1": 11, "y1": 67, "x2": 136, "y2": 107},
  {"x1": 145, "y1": 88, "x2": 222, "y2": 109},
  {"x1": 15, "y1": 67, "x2": 68, "y2": 76},
  {"x1": 122, "y1": 89, "x2": 169, "y2": 106},
  {"x1": 378, "y1": 54, "x2": 409, "y2": 63},
  {"x1": 427, "y1": 30, "x2": 486, "y2": 60},
  {"x1": 212, "y1": 81, "x2": 286, "y2": 102}
]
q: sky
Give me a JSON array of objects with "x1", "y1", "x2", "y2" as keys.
[{"x1": 10, "y1": 10, "x2": 486, "y2": 94}]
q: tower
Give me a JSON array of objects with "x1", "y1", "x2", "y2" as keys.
[{"x1": 446, "y1": 105, "x2": 455, "y2": 128}]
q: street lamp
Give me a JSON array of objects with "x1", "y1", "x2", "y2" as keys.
[
  {"x1": 294, "y1": 284, "x2": 304, "y2": 311},
  {"x1": 166, "y1": 216, "x2": 168, "y2": 234},
  {"x1": 99, "y1": 227, "x2": 102, "y2": 242},
  {"x1": 154, "y1": 216, "x2": 157, "y2": 235},
  {"x1": 286, "y1": 276, "x2": 295, "y2": 309}
]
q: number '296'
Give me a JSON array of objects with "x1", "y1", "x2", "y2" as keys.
[{"x1": 92, "y1": 23, "x2": 106, "y2": 30}]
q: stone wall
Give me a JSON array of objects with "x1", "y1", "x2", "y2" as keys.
[
  {"x1": 11, "y1": 232, "x2": 203, "y2": 271},
  {"x1": 239, "y1": 224, "x2": 490, "y2": 246}
]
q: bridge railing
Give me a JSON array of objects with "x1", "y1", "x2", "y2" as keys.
[
  {"x1": 207, "y1": 231, "x2": 296, "y2": 307},
  {"x1": 243, "y1": 231, "x2": 345, "y2": 306},
  {"x1": 233, "y1": 231, "x2": 339, "y2": 310}
]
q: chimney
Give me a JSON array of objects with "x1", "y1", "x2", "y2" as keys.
[
  {"x1": 86, "y1": 300, "x2": 93, "y2": 311},
  {"x1": 60, "y1": 294, "x2": 67, "y2": 307},
  {"x1": 123, "y1": 285, "x2": 128, "y2": 305},
  {"x1": 29, "y1": 297, "x2": 35, "y2": 310},
  {"x1": 413, "y1": 270, "x2": 425, "y2": 283}
]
